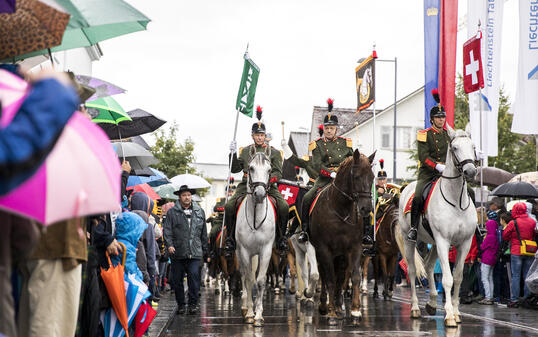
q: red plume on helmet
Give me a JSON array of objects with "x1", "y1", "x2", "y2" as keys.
[
  {"x1": 431, "y1": 89, "x2": 440, "y2": 104},
  {"x1": 379, "y1": 158, "x2": 384, "y2": 169},
  {"x1": 256, "y1": 105, "x2": 263, "y2": 127},
  {"x1": 317, "y1": 124, "x2": 324, "y2": 137},
  {"x1": 327, "y1": 98, "x2": 334, "y2": 112}
]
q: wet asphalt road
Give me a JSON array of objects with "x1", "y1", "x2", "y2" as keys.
[{"x1": 163, "y1": 282, "x2": 538, "y2": 337}]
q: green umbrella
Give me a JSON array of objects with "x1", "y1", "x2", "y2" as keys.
[
  {"x1": 4, "y1": 0, "x2": 150, "y2": 61},
  {"x1": 154, "y1": 184, "x2": 179, "y2": 201}
]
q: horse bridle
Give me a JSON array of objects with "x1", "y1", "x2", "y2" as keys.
[
  {"x1": 331, "y1": 164, "x2": 371, "y2": 202},
  {"x1": 440, "y1": 135, "x2": 475, "y2": 210},
  {"x1": 245, "y1": 153, "x2": 270, "y2": 230}
]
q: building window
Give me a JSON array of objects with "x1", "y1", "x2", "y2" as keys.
[{"x1": 380, "y1": 126, "x2": 413, "y2": 150}]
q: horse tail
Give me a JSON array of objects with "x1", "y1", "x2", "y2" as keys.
[{"x1": 394, "y1": 222, "x2": 426, "y2": 279}]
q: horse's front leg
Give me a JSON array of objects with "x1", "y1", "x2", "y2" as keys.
[
  {"x1": 435, "y1": 240, "x2": 456, "y2": 327},
  {"x1": 238, "y1": 247, "x2": 254, "y2": 323},
  {"x1": 287, "y1": 243, "x2": 297, "y2": 295},
  {"x1": 350, "y1": 248, "x2": 364, "y2": 322},
  {"x1": 254, "y1": 245, "x2": 272, "y2": 327},
  {"x1": 424, "y1": 246, "x2": 439, "y2": 315},
  {"x1": 361, "y1": 256, "x2": 370, "y2": 294},
  {"x1": 404, "y1": 239, "x2": 421, "y2": 318},
  {"x1": 452, "y1": 239, "x2": 472, "y2": 325},
  {"x1": 305, "y1": 242, "x2": 319, "y2": 299}
]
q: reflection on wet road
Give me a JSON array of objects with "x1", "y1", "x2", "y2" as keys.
[{"x1": 165, "y1": 284, "x2": 538, "y2": 337}]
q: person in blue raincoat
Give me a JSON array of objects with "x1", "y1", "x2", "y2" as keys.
[{"x1": 112, "y1": 212, "x2": 148, "y2": 281}]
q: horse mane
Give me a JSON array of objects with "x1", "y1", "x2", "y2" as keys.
[{"x1": 337, "y1": 153, "x2": 370, "y2": 172}]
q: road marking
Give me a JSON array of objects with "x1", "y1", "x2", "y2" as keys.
[{"x1": 391, "y1": 295, "x2": 538, "y2": 334}]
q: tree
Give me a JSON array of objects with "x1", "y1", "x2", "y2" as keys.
[
  {"x1": 150, "y1": 122, "x2": 196, "y2": 178},
  {"x1": 407, "y1": 76, "x2": 536, "y2": 176}
]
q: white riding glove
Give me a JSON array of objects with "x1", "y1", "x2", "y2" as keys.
[
  {"x1": 229, "y1": 140, "x2": 237, "y2": 154},
  {"x1": 435, "y1": 163, "x2": 445, "y2": 173},
  {"x1": 281, "y1": 140, "x2": 293, "y2": 160},
  {"x1": 330, "y1": 172, "x2": 337, "y2": 179}
]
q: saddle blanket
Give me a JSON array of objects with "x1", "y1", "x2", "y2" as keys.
[{"x1": 403, "y1": 179, "x2": 439, "y2": 215}]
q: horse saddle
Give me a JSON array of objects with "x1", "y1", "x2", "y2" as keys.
[
  {"x1": 232, "y1": 195, "x2": 278, "y2": 221},
  {"x1": 403, "y1": 178, "x2": 439, "y2": 215}
]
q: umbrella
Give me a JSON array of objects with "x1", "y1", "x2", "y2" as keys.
[
  {"x1": 153, "y1": 184, "x2": 178, "y2": 201},
  {"x1": 98, "y1": 109, "x2": 166, "y2": 140},
  {"x1": 0, "y1": 0, "x2": 70, "y2": 59},
  {"x1": 509, "y1": 171, "x2": 538, "y2": 186},
  {"x1": 126, "y1": 183, "x2": 160, "y2": 201},
  {"x1": 473, "y1": 167, "x2": 515, "y2": 187},
  {"x1": 491, "y1": 181, "x2": 538, "y2": 199},
  {"x1": 112, "y1": 142, "x2": 158, "y2": 176},
  {"x1": 0, "y1": 0, "x2": 15, "y2": 13},
  {"x1": 4, "y1": 0, "x2": 150, "y2": 62},
  {"x1": 100, "y1": 243, "x2": 129, "y2": 337},
  {"x1": 134, "y1": 301, "x2": 157, "y2": 337},
  {"x1": 0, "y1": 112, "x2": 121, "y2": 225},
  {"x1": 75, "y1": 75, "x2": 126, "y2": 101},
  {"x1": 127, "y1": 168, "x2": 168, "y2": 188},
  {"x1": 171, "y1": 174, "x2": 211, "y2": 189}
]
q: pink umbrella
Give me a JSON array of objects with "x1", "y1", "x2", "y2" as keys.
[{"x1": 0, "y1": 112, "x2": 121, "y2": 225}]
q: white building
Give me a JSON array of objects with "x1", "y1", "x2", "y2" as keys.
[
  {"x1": 341, "y1": 87, "x2": 424, "y2": 182},
  {"x1": 191, "y1": 163, "x2": 243, "y2": 217}
]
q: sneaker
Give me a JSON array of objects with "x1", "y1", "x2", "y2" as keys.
[
  {"x1": 478, "y1": 298, "x2": 493, "y2": 305},
  {"x1": 176, "y1": 306, "x2": 186, "y2": 315},
  {"x1": 188, "y1": 305, "x2": 198, "y2": 315},
  {"x1": 507, "y1": 301, "x2": 519, "y2": 308}
]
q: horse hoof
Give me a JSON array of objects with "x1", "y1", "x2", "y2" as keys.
[
  {"x1": 351, "y1": 310, "x2": 362, "y2": 319},
  {"x1": 215, "y1": 289, "x2": 220, "y2": 295},
  {"x1": 411, "y1": 309, "x2": 422, "y2": 318},
  {"x1": 373, "y1": 291, "x2": 378, "y2": 299},
  {"x1": 225, "y1": 290, "x2": 230, "y2": 296},
  {"x1": 361, "y1": 288, "x2": 368, "y2": 295},
  {"x1": 328, "y1": 317, "x2": 338, "y2": 326},
  {"x1": 319, "y1": 305, "x2": 328, "y2": 316},
  {"x1": 289, "y1": 288, "x2": 296, "y2": 295},
  {"x1": 445, "y1": 317, "x2": 457, "y2": 328},
  {"x1": 304, "y1": 289, "x2": 314, "y2": 299},
  {"x1": 253, "y1": 318, "x2": 264, "y2": 327},
  {"x1": 352, "y1": 317, "x2": 361, "y2": 326},
  {"x1": 305, "y1": 299, "x2": 314, "y2": 310},
  {"x1": 241, "y1": 309, "x2": 248, "y2": 317},
  {"x1": 425, "y1": 303, "x2": 437, "y2": 315},
  {"x1": 245, "y1": 316, "x2": 255, "y2": 324},
  {"x1": 455, "y1": 314, "x2": 462, "y2": 324},
  {"x1": 274, "y1": 288, "x2": 280, "y2": 295},
  {"x1": 336, "y1": 310, "x2": 345, "y2": 320}
]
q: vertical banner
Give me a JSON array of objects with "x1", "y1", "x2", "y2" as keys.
[
  {"x1": 424, "y1": 0, "x2": 440, "y2": 128},
  {"x1": 511, "y1": 0, "x2": 538, "y2": 135},
  {"x1": 355, "y1": 55, "x2": 376, "y2": 112},
  {"x1": 463, "y1": 34, "x2": 484, "y2": 94},
  {"x1": 235, "y1": 52, "x2": 260, "y2": 117},
  {"x1": 438, "y1": 0, "x2": 458, "y2": 127},
  {"x1": 467, "y1": 0, "x2": 503, "y2": 156}
]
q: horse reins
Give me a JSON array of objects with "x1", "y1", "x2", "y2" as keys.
[
  {"x1": 245, "y1": 152, "x2": 270, "y2": 231},
  {"x1": 439, "y1": 136, "x2": 474, "y2": 211}
]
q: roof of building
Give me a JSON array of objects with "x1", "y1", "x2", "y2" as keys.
[
  {"x1": 288, "y1": 131, "x2": 310, "y2": 158},
  {"x1": 309, "y1": 106, "x2": 378, "y2": 142},
  {"x1": 191, "y1": 163, "x2": 243, "y2": 181}
]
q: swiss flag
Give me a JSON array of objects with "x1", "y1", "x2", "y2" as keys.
[
  {"x1": 278, "y1": 184, "x2": 299, "y2": 206},
  {"x1": 463, "y1": 35, "x2": 484, "y2": 94}
]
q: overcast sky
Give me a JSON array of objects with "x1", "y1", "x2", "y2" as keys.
[{"x1": 92, "y1": 0, "x2": 519, "y2": 164}]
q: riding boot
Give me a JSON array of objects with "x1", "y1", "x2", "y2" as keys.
[
  {"x1": 276, "y1": 215, "x2": 289, "y2": 251},
  {"x1": 407, "y1": 198, "x2": 421, "y2": 242},
  {"x1": 362, "y1": 215, "x2": 376, "y2": 256},
  {"x1": 224, "y1": 212, "x2": 236, "y2": 256},
  {"x1": 297, "y1": 205, "x2": 310, "y2": 243},
  {"x1": 286, "y1": 216, "x2": 300, "y2": 238}
]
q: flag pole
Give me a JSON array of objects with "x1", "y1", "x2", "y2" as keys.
[
  {"x1": 372, "y1": 43, "x2": 377, "y2": 244},
  {"x1": 477, "y1": 21, "x2": 484, "y2": 226}
]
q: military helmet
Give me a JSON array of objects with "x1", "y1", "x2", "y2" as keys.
[
  {"x1": 213, "y1": 197, "x2": 225, "y2": 212},
  {"x1": 323, "y1": 98, "x2": 339, "y2": 126},
  {"x1": 251, "y1": 105, "x2": 266, "y2": 134},
  {"x1": 377, "y1": 158, "x2": 387, "y2": 178},
  {"x1": 429, "y1": 89, "x2": 446, "y2": 120}
]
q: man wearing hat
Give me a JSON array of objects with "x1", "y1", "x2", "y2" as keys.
[
  {"x1": 163, "y1": 185, "x2": 209, "y2": 315},
  {"x1": 225, "y1": 106, "x2": 289, "y2": 253},
  {"x1": 296, "y1": 99, "x2": 373, "y2": 245},
  {"x1": 206, "y1": 197, "x2": 225, "y2": 259},
  {"x1": 407, "y1": 89, "x2": 450, "y2": 242}
]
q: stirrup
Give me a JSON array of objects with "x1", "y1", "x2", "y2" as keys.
[
  {"x1": 363, "y1": 247, "x2": 376, "y2": 257},
  {"x1": 407, "y1": 228, "x2": 417, "y2": 242},
  {"x1": 278, "y1": 237, "x2": 289, "y2": 251},
  {"x1": 297, "y1": 231, "x2": 309, "y2": 243},
  {"x1": 362, "y1": 235, "x2": 374, "y2": 245}
]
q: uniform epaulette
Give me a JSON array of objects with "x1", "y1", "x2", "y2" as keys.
[
  {"x1": 302, "y1": 155, "x2": 310, "y2": 161},
  {"x1": 279, "y1": 150, "x2": 283, "y2": 160},
  {"x1": 417, "y1": 130, "x2": 428, "y2": 142},
  {"x1": 309, "y1": 141, "x2": 317, "y2": 152},
  {"x1": 345, "y1": 138, "x2": 352, "y2": 148},
  {"x1": 239, "y1": 147, "x2": 244, "y2": 155}
]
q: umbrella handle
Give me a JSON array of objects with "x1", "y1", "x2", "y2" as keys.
[{"x1": 104, "y1": 242, "x2": 128, "y2": 268}]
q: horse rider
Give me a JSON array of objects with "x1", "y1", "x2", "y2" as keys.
[
  {"x1": 376, "y1": 159, "x2": 388, "y2": 197},
  {"x1": 225, "y1": 108, "x2": 289, "y2": 253},
  {"x1": 296, "y1": 98, "x2": 374, "y2": 248},
  {"x1": 207, "y1": 197, "x2": 225, "y2": 259},
  {"x1": 407, "y1": 89, "x2": 450, "y2": 242}
]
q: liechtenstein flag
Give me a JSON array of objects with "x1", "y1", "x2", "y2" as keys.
[{"x1": 423, "y1": 0, "x2": 458, "y2": 128}]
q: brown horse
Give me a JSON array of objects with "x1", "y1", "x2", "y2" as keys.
[
  {"x1": 310, "y1": 149, "x2": 375, "y2": 325},
  {"x1": 371, "y1": 193, "x2": 400, "y2": 300},
  {"x1": 215, "y1": 227, "x2": 241, "y2": 297}
]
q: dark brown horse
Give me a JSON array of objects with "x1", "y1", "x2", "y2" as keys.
[
  {"x1": 215, "y1": 227, "x2": 241, "y2": 297},
  {"x1": 371, "y1": 192, "x2": 400, "y2": 300},
  {"x1": 310, "y1": 149, "x2": 375, "y2": 325}
]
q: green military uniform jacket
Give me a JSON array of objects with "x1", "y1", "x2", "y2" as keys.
[
  {"x1": 417, "y1": 126, "x2": 449, "y2": 182},
  {"x1": 231, "y1": 144, "x2": 283, "y2": 184},
  {"x1": 310, "y1": 136, "x2": 353, "y2": 184},
  {"x1": 287, "y1": 154, "x2": 318, "y2": 185}
]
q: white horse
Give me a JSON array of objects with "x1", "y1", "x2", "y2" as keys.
[
  {"x1": 236, "y1": 150, "x2": 276, "y2": 327},
  {"x1": 359, "y1": 66, "x2": 372, "y2": 99},
  {"x1": 399, "y1": 126, "x2": 477, "y2": 327},
  {"x1": 290, "y1": 235, "x2": 319, "y2": 305}
]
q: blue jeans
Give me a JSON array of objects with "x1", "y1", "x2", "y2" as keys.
[
  {"x1": 510, "y1": 255, "x2": 533, "y2": 302},
  {"x1": 171, "y1": 258, "x2": 201, "y2": 306}
]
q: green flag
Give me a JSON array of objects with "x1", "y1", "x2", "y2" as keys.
[{"x1": 235, "y1": 52, "x2": 260, "y2": 117}]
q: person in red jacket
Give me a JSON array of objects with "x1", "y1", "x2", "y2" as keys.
[
  {"x1": 502, "y1": 202, "x2": 537, "y2": 307},
  {"x1": 450, "y1": 233, "x2": 479, "y2": 304}
]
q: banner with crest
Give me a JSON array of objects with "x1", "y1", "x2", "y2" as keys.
[{"x1": 355, "y1": 55, "x2": 375, "y2": 112}]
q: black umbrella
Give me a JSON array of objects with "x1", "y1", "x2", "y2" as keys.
[
  {"x1": 99, "y1": 109, "x2": 166, "y2": 140},
  {"x1": 490, "y1": 181, "x2": 538, "y2": 199}
]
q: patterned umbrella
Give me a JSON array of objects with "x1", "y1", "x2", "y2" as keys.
[
  {"x1": 0, "y1": 0, "x2": 16, "y2": 13},
  {"x1": 0, "y1": 0, "x2": 70, "y2": 59},
  {"x1": 75, "y1": 75, "x2": 126, "y2": 101}
]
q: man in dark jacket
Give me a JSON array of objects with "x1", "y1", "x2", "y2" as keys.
[{"x1": 163, "y1": 185, "x2": 209, "y2": 314}]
